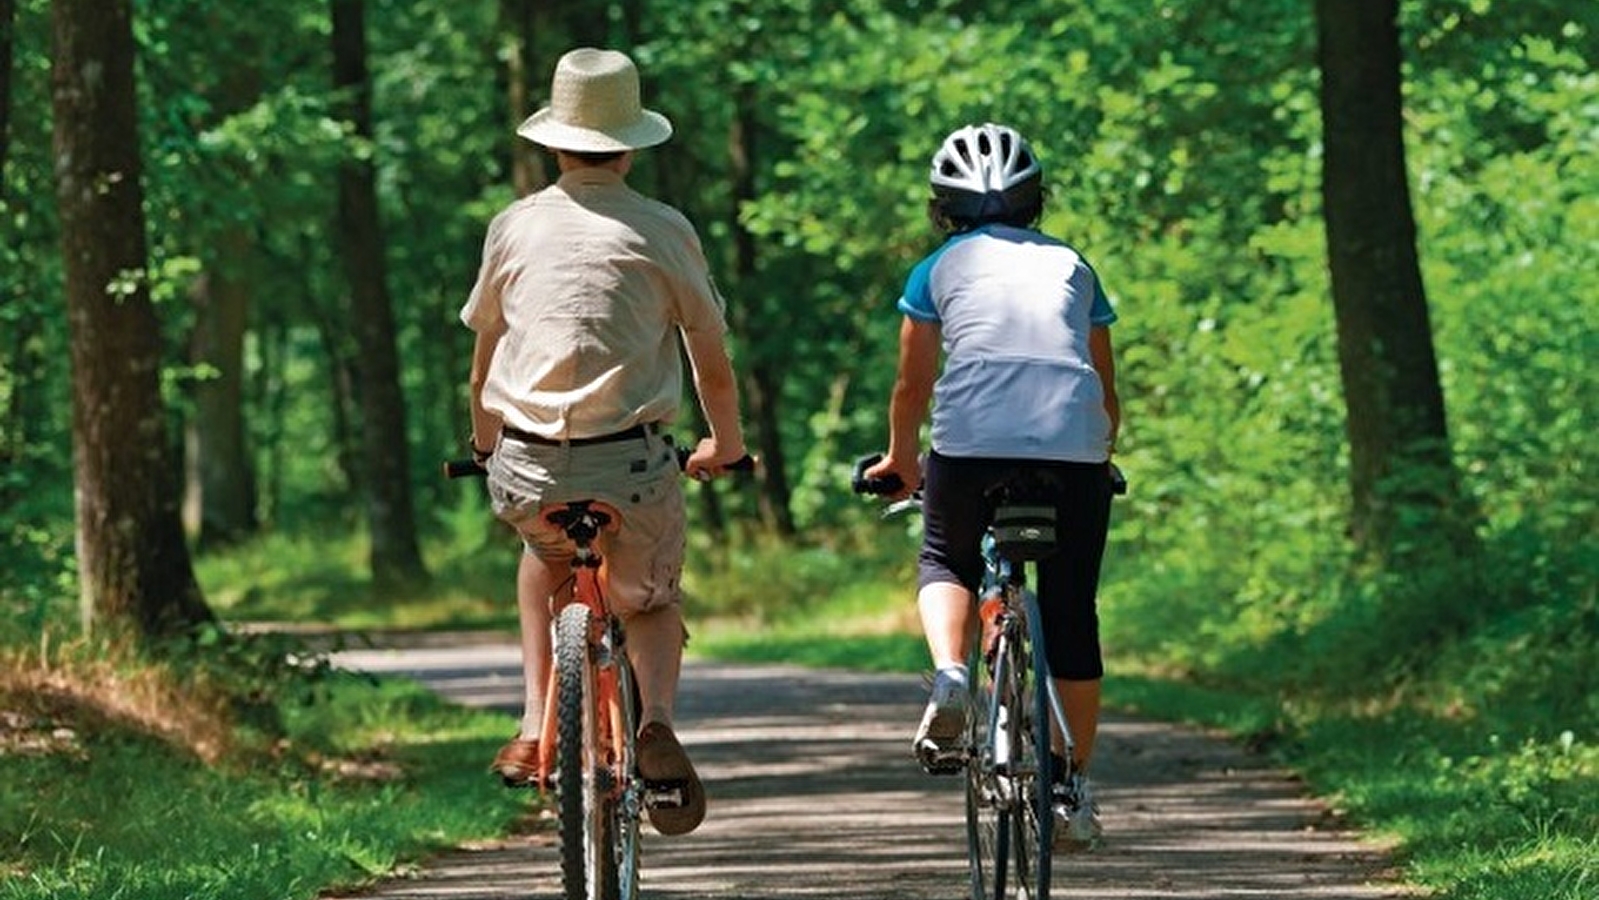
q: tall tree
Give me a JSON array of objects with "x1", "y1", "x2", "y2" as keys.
[
  {"x1": 184, "y1": 227, "x2": 258, "y2": 548},
  {"x1": 182, "y1": 5, "x2": 266, "y2": 548},
  {"x1": 50, "y1": 0, "x2": 212, "y2": 639},
  {"x1": 498, "y1": 0, "x2": 544, "y2": 196},
  {"x1": 1, "y1": 0, "x2": 13, "y2": 192},
  {"x1": 331, "y1": 0, "x2": 427, "y2": 586},
  {"x1": 728, "y1": 83, "x2": 794, "y2": 535},
  {"x1": 1315, "y1": 0, "x2": 1469, "y2": 555}
]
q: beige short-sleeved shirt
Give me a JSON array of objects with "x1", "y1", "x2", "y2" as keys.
[{"x1": 460, "y1": 167, "x2": 728, "y2": 439}]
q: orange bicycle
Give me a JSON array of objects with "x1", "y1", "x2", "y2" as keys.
[{"x1": 446, "y1": 443, "x2": 751, "y2": 900}]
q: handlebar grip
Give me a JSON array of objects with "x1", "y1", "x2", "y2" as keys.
[
  {"x1": 443, "y1": 458, "x2": 487, "y2": 479},
  {"x1": 674, "y1": 445, "x2": 758, "y2": 473},
  {"x1": 851, "y1": 453, "x2": 904, "y2": 496}
]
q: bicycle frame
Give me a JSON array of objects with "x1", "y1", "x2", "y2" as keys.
[
  {"x1": 535, "y1": 500, "x2": 627, "y2": 788},
  {"x1": 984, "y1": 544, "x2": 1075, "y2": 773},
  {"x1": 535, "y1": 499, "x2": 642, "y2": 900}
]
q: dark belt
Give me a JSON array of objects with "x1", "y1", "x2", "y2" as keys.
[{"x1": 501, "y1": 422, "x2": 659, "y2": 447}]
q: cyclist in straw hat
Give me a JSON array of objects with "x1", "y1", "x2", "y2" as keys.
[{"x1": 460, "y1": 47, "x2": 748, "y2": 837}]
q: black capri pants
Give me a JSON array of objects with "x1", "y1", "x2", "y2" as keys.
[{"x1": 917, "y1": 450, "x2": 1114, "y2": 681}]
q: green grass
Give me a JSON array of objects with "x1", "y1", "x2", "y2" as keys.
[
  {"x1": 195, "y1": 526, "x2": 520, "y2": 632},
  {"x1": 0, "y1": 667, "x2": 528, "y2": 900},
  {"x1": 695, "y1": 625, "x2": 928, "y2": 672}
]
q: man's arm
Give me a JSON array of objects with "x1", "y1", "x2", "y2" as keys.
[
  {"x1": 681, "y1": 328, "x2": 747, "y2": 471},
  {"x1": 468, "y1": 326, "x2": 505, "y2": 457}
]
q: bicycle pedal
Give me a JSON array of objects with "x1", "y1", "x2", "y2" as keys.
[
  {"x1": 643, "y1": 779, "x2": 688, "y2": 808},
  {"x1": 498, "y1": 770, "x2": 552, "y2": 791}
]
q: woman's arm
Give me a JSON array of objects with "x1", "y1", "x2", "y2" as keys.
[
  {"x1": 867, "y1": 316, "x2": 940, "y2": 495},
  {"x1": 1089, "y1": 324, "x2": 1120, "y2": 454}
]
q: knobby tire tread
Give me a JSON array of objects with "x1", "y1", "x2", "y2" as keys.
[
  {"x1": 555, "y1": 603, "x2": 618, "y2": 900},
  {"x1": 614, "y1": 650, "x2": 642, "y2": 900}
]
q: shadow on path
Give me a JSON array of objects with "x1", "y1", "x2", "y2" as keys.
[{"x1": 324, "y1": 637, "x2": 1410, "y2": 900}]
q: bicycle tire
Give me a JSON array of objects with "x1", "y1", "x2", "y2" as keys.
[
  {"x1": 611, "y1": 644, "x2": 642, "y2": 900},
  {"x1": 554, "y1": 603, "x2": 619, "y2": 900},
  {"x1": 1016, "y1": 588, "x2": 1055, "y2": 900},
  {"x1": 965, "y1": 637, "x2": 1010, "y2": 900},
  {"x1": 965, "y1": 590, "x2": 1055, "y2": 900}
]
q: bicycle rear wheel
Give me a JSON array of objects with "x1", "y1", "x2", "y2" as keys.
[
  {"x1": 965, "y1": 597, "x2": 1054, "y2": 900},
  {"x1": 554, "y1": 603, "x2": 619, "y2": 900},
  {"x1": 1013, "y1": 590, "x2": 1055, "y2": 900}
]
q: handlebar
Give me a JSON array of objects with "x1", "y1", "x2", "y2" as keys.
[
  {"x1": 850, "y1": 453, "x2": 904, "y2": 496},
  {"x1": 443, "y1": 443, "x2": 756, "y2": 480},
  {"x1": 851, "y1": 452, "x2": 1128, "y2": 497},
  {"x1": 443, "y1": 458, "x2": 488, "y2": 479}
]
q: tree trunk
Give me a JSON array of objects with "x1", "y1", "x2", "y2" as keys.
[
  {"x1": 1315, "y1": 0, "x2": 1469, "y2": 555},
  {"x1": 1, "y1": 0, "x2": 40, "y2": 510},
  {"x1": 729, "y1": 83, "x2": 795, "y2": 536},
  {"x1": 184, "y1": 230, "x2": 258, "y2": 548},
  {"x1": 1, "y1": 0, "x2": 14, "y2": 196},
  {"x1": 51, "y1": 0, "x2": 212, "y2": 640},
  {"x1": 331, "y1": 0, "x2": 427, "y2": 586},
  {"x1": 498, "y1": 0, "x2": 545, "y2": 197},
  {"x1": 182, "y1": 8, "x2": 263, "y2": 549},
  {"x1": 2, "y1": 0, "x2": 24, "y2": 474}
]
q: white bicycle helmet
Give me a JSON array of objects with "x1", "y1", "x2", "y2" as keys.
[
  {"x1": 928, "y1": 123, "x2": 1043, "y2": 230},
  {"x1": 930, "y1": 123, "x2": 1040, "y2": 193}
]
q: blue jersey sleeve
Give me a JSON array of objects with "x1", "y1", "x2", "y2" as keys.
[
  {"x1": 1086, "y1": 264, "x2": 1118, "y2": 327},
  {"x1": 897, "y1": 255, "x2": 941, "y2": 323}
]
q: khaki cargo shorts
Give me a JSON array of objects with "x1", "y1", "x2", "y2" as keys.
[{"x1": 484, "y1": 427, "x2": 685, "y2": 615}]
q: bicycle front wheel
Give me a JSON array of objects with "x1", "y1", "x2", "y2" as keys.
[
  {"x1": 610, "y1": 645, "x2": 641, "y2": 900},
  {"x1": 554, "y1": 603, "x2": 619, "y2": 900}
]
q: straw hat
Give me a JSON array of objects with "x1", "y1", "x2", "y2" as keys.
[{"x1": 517, "y1": 48, "x2": 673, "y2": 152}]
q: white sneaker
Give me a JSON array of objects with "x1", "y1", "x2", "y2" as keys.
[
  {"x1": 913, "y1": 668, "x2": 970, "y2": 773},
  {"x1": 1053, "y1": 772, "x2": 1103, "y2": 850}
]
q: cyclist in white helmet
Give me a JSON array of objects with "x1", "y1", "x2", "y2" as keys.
[{"x1": 864, "y1": 122, "x2": 1121, "y2": 849}]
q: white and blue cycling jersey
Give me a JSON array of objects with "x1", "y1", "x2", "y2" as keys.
[{"x1": 898, "y1": 223, "x2": 1117, "y2": 462}]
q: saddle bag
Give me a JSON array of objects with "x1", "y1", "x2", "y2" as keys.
[{"x1": 991, "y1": 504, "x2": 1058, "y2": 561}]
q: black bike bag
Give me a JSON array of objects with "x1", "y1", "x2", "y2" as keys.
[{"x1": 991, "y1": 504, "x2": 1057, "y2": 560}]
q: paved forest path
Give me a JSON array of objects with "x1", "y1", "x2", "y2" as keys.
[{"x1": 324, "y1": 634, "x2": 1409, "y2": 900}]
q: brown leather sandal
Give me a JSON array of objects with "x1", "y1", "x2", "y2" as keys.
[
  {"x1": 490, "y1": 737, "x2": 542, "y2": 788},
  {"x1": 636, "y1": 721, "x2": 705, "y2": 835}
]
